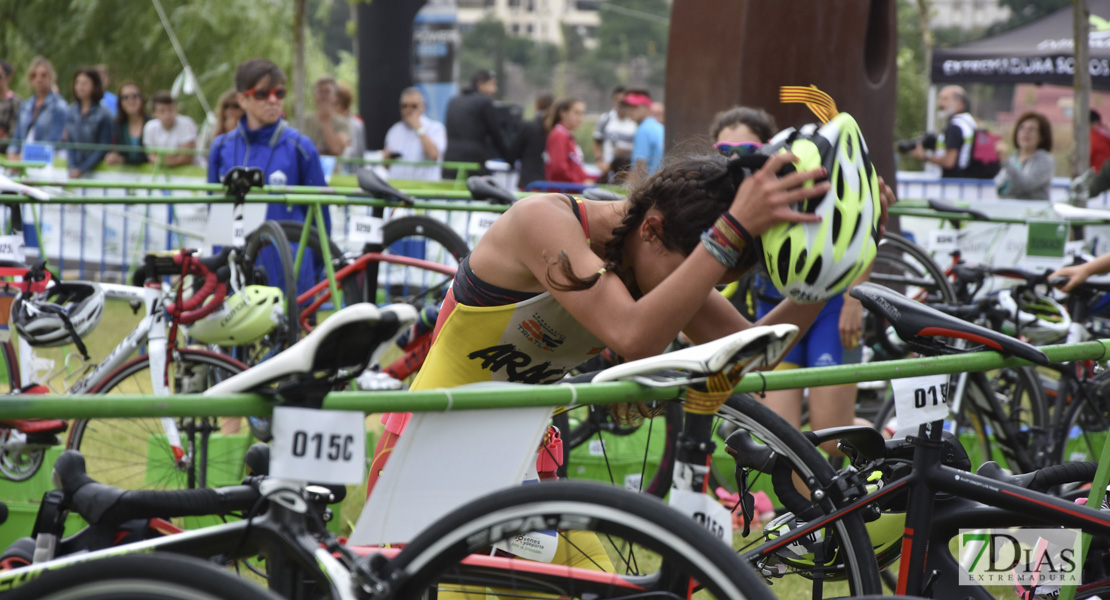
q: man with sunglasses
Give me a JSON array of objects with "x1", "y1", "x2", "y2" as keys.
[
  {"x1": 207, "y1": 58, "x2": 330, "y2": 297},
  {"x1": 383, "y1": 87, "x2": 445, "y2": 181}
]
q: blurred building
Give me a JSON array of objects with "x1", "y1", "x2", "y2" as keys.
[
  {"x1": 456, "y1": 0, "x2": 601, "y2": 48},
  {"x1": 929, "y1": 0, "x2": 1010, "y2": 30}
]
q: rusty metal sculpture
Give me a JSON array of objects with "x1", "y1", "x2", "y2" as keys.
[{"x1": 665, "y1": 0, "x2": 898, "y2": 184}]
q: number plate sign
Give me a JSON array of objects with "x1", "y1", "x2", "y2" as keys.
[
  {"x1": 927, "y1": 230, "x2": 959, "y2": 255},
  {"x1": 271, "y1": 407, "x2": 366, "y2": 485},
  {"x1": 348, "y1": 214, "x2": 384, "y2": 249},
  {"x1": 892, "y1": 374, "x2": 951, "y2": 430},
  {"x1": 0, "y1": 235, "x2": 23, "y2": 262},
  {"x1": 668, "y1": 488, "x2": 732, "y2": 546},
  {"x1": 231, "y1": 220, "x2": 246, "y2": 248}
]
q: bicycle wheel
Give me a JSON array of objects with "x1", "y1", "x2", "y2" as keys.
[
  {"x1": 2, "y1": 553, "x2": 281, "y2": 600},
  {"x1": 242, "y1": 220, "x2": 301, "y2": 358},
  {"x1": 66, "y1": 349, "x2": 248, "y2": 491},
  {"x1": 1050, "y1": 369, "x2": 1110, "y2": 466},
  {"x1": 711, "y1": 394, "x2": 882, "y2": 595},
  {"x1": 562, "y1": 393, "x2": 881, "y2": 595},
  {"x1": 377, "y1": 215, "x2": 468, "y2": 308},
  {"x1": 384, "y1": 479, "x2": 776, "y2": 600},
  {"x1": 0, "y1": 340, "x2": 37, "y2": 481},
  {"x1": 275, "y1": 219, "x2": 362, "y2": 307},
  {"x1": 871, "y1": 232, "x2": 956, "y2": 304},
  {"x1": 556, "y1": 401, "x2": 680, "y2": 496}
]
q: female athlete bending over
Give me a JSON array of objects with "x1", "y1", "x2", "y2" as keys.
[{"x1": 367, "y1": 144, "x2": 893, "y2": 572}]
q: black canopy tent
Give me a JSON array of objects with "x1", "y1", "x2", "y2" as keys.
[{"x1": 932, "y1": 0, "x2": 1110, "y2": 90}]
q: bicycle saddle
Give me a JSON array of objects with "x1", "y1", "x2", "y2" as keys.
[
  {"x1": 850, "y1": 282, "x2": 1049, "y2": 366},
  {"x1": 926, "y1": 198, "x2": 988, "y2": 221},
  {"x1": 466, "y1": 175, "x2": 517, "y2": 205},
  {"x1": 0, "y1": 173, "x2": 49, "y2": 201},
  {"x1": 590, "y1": 324, "x2": 799, "y2": 384},
  {"x1": 203, "y1": 303, "x2": 417, "y2": 395},
  {"x1": 357, "y1": 167, "x2": 414, "y2": 206},
  {"x1": 581, "y1": 187, "x2": 625, "y2": 201}
]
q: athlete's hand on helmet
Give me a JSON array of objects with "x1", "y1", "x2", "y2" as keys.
[
  {"x1": 1049, "y1": 263, "x2": 1091, "y2": 293},
  {"x1": 729, "y1": 151, "x2": 826, "y2": 237},
  {"x1": 878, "y1": 176, "x2": 897, "y2": 237}
]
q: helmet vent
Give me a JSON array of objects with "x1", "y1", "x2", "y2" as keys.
[
  {"x1": 805, "y1": 255, "x2": 822, "y2": 286},
  {"x1": 832, "y1": 206, "x2": 843, "y2": 240},
  {"x1": 835, "y1": 168, "x2": 845, "y2": 202},
  {"x1": 777, "y1": 238, "x2": 792, "y2": 282}
]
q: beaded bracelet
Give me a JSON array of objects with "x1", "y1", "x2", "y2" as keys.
[{"x1": 700, "y1": 213, "x2": 754, "y2": 269}]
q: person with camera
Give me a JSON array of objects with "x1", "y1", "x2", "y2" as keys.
[{"x1": 907, "y1": 85, "x2": 980, "y2": 178}]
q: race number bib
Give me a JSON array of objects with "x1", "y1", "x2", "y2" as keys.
[
  {"x1": 892, "y1": 374, "x2": 951, "y2": 430},
  {"x1": 669, "y1": 488, "x2": 732, "y2": 546},
  {"x1": 270, "y1": 406, "x2": 366, "y2": 485},
  {"x1": 927, "y1": 230, "x2": 958, "y2": 255}
]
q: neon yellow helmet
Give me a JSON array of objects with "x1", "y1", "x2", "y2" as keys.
[
  {"x1": 186, "y1": 285, "x2": 284, "y2": 346},
  {"x1": 759, "y1": 112, "x2": 880, "y2": 304}
]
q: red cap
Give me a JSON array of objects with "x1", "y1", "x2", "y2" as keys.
[{"x1": 622, "y1": 92, "x2": 652, "y2": 107}]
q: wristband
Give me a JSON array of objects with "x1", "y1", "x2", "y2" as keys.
[{"x1": 700, "y1": 213, "x2": 754, "y2": 269}]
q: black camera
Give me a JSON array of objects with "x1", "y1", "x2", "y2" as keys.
[{"x1": 896, "y1": 132, "x2": 938, "y2": 154}]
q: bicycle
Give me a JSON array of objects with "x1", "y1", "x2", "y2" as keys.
[
  {"x1": 0, "y1": 302, "x2": 792, "y2": 600},
  {"x1": 752, "y1": 281, "x2": 1110, "y2": 599},
  {"x1": 52, "y1": 249, "x2": 251, "y2": 491}
]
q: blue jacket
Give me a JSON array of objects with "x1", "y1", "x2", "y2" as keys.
[
  {"x1": 207, "y1": 117, "x2": 330, "y2": 230},
  {"x1": 64, "y1": 102, "x2": 113, "y2": 175},
  {"x1": 9, "y1": 92, "x2": 67, "y2": 153}
]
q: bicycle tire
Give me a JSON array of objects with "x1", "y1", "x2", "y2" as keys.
[
  {"x1": 275, "y1": 219, "x2": 363, "y2": 307},
  {"x1": 2, "y1": 552, "x2": 281, "y2": 600},
  {"x1": 66, "y1": 349, "x2": 248, "y2": 491},
  {"x1": 556, "y1": 401, "x2": 680, "y2": 495},
  {"x1": 1049, "y1": 369, "x2": 1110, "y2": 466},
  {"x1": 873, "y1": 366, "x2": 1049, "y2": 473},
  {"x1": 376, "y1": 215, "x2": 468, "y2": 308},
  {"x1": 385, "y1": 479, "x2": 777, "y2": 600},
  {"x1": 243, "y1": 220, "x2": 300, "y2": 354},
  {"x1": 0, "y1": 340, "x2": 38, "y2": 482},
  {"x1": 563, "y1": 392, "x2": 881, "y2": 594}
]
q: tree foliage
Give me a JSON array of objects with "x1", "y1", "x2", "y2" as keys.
[
  {"x1": 992, "y1": 0, "x2": 1070, "y2": 33},
  {"x1": 0, "y1": 0, "x2": 335, "y2": 124}
]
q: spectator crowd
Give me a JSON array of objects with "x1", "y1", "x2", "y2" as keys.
[{"x1": 0, "y1": 57, "x2": 669, "y2": 191}]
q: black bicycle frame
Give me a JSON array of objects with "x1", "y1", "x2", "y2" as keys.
[{"x1": 746, "y1": 419, "x2": 1110, "y2": 599}]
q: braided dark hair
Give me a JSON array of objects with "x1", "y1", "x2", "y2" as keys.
[{"x1": 547, "y1": 152, "x2": 750, "y2": 296}]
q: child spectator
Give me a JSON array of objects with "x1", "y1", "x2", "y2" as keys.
[
  {"x1": 104, "y1": 83, "x2": 149, "y2": 166},
  {"x1": 63, "y1": 67, "x2": 113, "y2": 178},
  {"x1": 143, "y1": 91, "x2": 197, "y2": 167}
]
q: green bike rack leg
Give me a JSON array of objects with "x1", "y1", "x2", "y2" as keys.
[
  {"x1": 312, "y1": 203, "x2": 341, "y2": 310},
  {"x1": 1059, "y1": 432, "x2": 1110, "y2": 600},
  {"x1": 292, "y1": 210, "x2": 314, "y2": 284}
]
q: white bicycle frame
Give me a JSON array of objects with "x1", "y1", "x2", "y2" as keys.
[{"x1": 23, "y1": 282, "x2": 185, "y2": 462}]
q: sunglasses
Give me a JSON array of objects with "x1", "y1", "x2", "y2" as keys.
[
  {"x1": 400, "y1": 102, "x2": 421, "y2": 109},
  {"x1": 714, "y1": 141, "x2": 763, "y2": 157},
  {"x1": 246, "y1": 86, "x2": 286, "y2": 102},
  {"x1": 121, "y1": 93, "x2": 141, "y2": 101}
]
